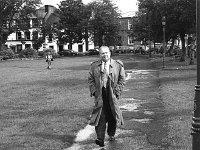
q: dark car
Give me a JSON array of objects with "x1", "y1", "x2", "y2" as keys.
[
  {"x1": 115, "y1": 49, "x2": 125, "y2": 54},
  {"x1": 87, "y1": 49, "x2": 99, "y2": 55},
  {"x1": 135, "y1": 47, "x2": 146, "y2": 54},
  {"x1": 58, "y1": 49, "x2": 78, "y2": 56}
]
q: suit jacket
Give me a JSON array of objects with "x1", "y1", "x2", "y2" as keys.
[{"x1": 88, "y1": 58, "x2": 126, "y2": 126}]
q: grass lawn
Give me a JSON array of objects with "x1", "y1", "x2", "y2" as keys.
[
  {"x1": 0, "y1": 55, "x2": 140, "y2": 150},
  {"x1": 0, "y1": 54, "x2": 196, "y2": 150},
  {"x1": 0, "y1": 56, "x2": 102, "y2": 150}
]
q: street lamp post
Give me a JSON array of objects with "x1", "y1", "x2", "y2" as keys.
[
  {"x1": 192, "y1": 0, "x2": 200, "y2": 149},
  {"x1": 162, "y1": 16, "x2": 166, "y2": 68}
]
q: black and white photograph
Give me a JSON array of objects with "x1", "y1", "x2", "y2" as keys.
[{"x1": 0, "y1": 0, "x2": 197, "y2": 149}]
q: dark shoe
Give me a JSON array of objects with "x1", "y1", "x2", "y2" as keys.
[
  {"x1": 95, "y1": 139, "x2": 104, "y2": 147},
  {"x1": 108, "y1": 136, "x2": 115, "y2": 141}
]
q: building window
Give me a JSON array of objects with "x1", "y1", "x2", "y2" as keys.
[
  {"x1": 43, "y1": 43, "x2": 47, "y2": 48},
  {"x1": 78, "y1": 45, "x2": 83, "y2": 52},
  {"x1": 59, "y1": 45, "x2": 63, "y2": 52},
  {"x1": 32, "y1": 31, "x2": 38, "y2": 39},
  {"x1": 25, "y1": 44, "x2": 31, "y2": 49},
  {"x1": 68, "y1": 45, "x2": 72, "y2": 50},
  {"x1": 25, "y1": 31, "x2": 30, "y2": 40},
  {"x1": 32, "y1": 18, "x2": 38, "y2": 28},
  {"x1": 39, "y1": 19, "x2": 43, "y2": 27},
  {"x1": 10, "y1": 45, "x2": 16, "y2": 53},
  {"x1": 2, "y1": 20, "x2": 8, "y2": 29},
  {"x1": 48, "y1": 33, "x2": 53, "y2": 43},
  {"x1": 16, "y1": 32, "x2": 22, "y2": 40},
  {"x1": 17, "y1": 44, "x2": 22, "y2": 53},
  {"x1": 128, "y1": 36, "x2": 134, "y2": 45},
  {"x1": 49, "y1": 46, "x2": 54, "y2": 49},
  {"x1": 128, "y1": 20, "x2": 132, "y2": 30}
]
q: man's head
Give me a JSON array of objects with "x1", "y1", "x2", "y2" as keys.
[{"x1": 99, "y1": 46, "x2": 111, "y2": 62}]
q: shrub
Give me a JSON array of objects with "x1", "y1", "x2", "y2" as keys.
[
  {"x1": 38, "y1": 49, "x2": 60, "y2": 58},
  {"x1": 43, "y1": 48, "x2": 57, "y2": 58},
  {"x1": 43, "y1": 48, "x2": 55, "y2": 55},
  {"x1": 37, "y1": 51, "x2": 45, "y2": 58},
  {"x1": 19, "y1": 48, "x2": 38, "y2": 58},
  {"x1": 0, "y1": 47, "x2": 15, "y2": 60}
]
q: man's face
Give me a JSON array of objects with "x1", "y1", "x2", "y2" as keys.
[{"x1": 99, "y1": 47, "x2": 111, "y2": 62}]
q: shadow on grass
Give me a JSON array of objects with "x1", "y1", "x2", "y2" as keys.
[
  {"x1": 0, "y1": 107, "x2": 92, "y2": 121},
  {"x1": 160, "y1": 73, "x2": 196, "y2": 84},
  {"x1": 30, "y1": 78, "x2": 88, "y2": 88},
  {"x1": 66, "y1": 65, "x2": 90, "y2": 71},
  {"x1": 31, "y1": 132, "x2": 75, "y2": 147}
]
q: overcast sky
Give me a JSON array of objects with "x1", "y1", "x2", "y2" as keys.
[{"x1": 41, "y1": 0, "x2": 138, "y2": 17}]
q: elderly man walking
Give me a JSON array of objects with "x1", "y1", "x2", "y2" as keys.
[{"x1": 88, "y1": 46, "x2": 126, "y2": 147}]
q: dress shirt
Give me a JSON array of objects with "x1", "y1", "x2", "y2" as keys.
[{"x1": 102, "y1": 60, "x2": 110, "y2": 74}]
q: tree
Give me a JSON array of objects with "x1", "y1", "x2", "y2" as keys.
[
  {"x1": 132, "y1": 0, "x2": 163, "y2": 43},
  {"x1": 134, "y1": 0, "x2": 196, "y2": 61},
  {"x1": 57, "y1": 0, "x2": 121, "y2": 49},
  {"x1": 32, "y1": 22, "x2": 57, "y2": 50},
  {"x1": 58, "y1": 0, "x2": 84, "y2": 49},
  {"x1": 88, "y1": 0, "x2": 121, "y2": 47},
  {"x1": 0, "y1": 0, "x2": 41, "y2": 50},
  {"x1": 164, "y1": 0, "x2": 196, "y2": 61}
]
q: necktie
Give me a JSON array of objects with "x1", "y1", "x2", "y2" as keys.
[
  {"x1": 104, "y1": 62, "x2": 109, "y2": 74},
  {"x1": 102, "y1": 62, "x2": 108, "y2": 88}
]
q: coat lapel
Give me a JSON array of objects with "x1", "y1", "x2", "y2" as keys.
[
  {"x1": 94, "y1": 60, "x2": 102, "y2": 74},
  {"x1": 109, "y1": 59, "x2": 115, "y2": 82}
]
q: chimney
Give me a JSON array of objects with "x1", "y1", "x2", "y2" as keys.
[{"x1": 45, "y1": 5, "x2": 49, "y2": 13}]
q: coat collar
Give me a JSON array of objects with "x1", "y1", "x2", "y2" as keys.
[
  {"x1": 97, "y1": 58, "x2": 115, "y2": 73},
  {"x1": 96, "y1": 58, "x2": 115, "y2": 66}
]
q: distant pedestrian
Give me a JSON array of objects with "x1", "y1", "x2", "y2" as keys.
[
  {"x1": 46, "y1": 51, "x2": 53, "y2": 69},
  {"x1": 88, "y1": 46, "x2": 126, "y2": 147}
]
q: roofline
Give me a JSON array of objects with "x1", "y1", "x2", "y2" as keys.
[{"x1": 119, "y1": 17, "x2": 133, "y2": 19}]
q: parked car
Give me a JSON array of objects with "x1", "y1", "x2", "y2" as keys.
[
  {"x1": 84, "y1": 51, "x2": 89, "y2": 55},
  {"x1": 58, "y1": 49, "x2": 79, "y2": 56},
  {"x1": 87, "y1": 49, "x2": 99, "y2": 55},
  {"x1": 135, "y1": 47, "x2": 146, "y2": 54},
  {"x1": 115, "y1": 49, "x2": 124, "y2": 54}
]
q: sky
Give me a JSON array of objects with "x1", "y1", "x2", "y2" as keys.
[{"x1": 41, "y1": 0, "x2": 138, "y2": 17}]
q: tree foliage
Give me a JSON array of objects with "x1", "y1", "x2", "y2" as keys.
[
  {"x1": 133, "y1": 0, "x2": 196, "y2": 60},
  {"x1": 58, "y1": 0, "x2": 84, "y2": 49},
  {"x1": 57, "y1": 0, "x2": 121, "y2": 48},
  {"x1": 0, "y1": 0, "x2": 41, "y2": 49},
  {"x1": 132, "y1": 0, "x2": 163, "y2": 43},
  {"x1": 0, "y1": 47, "x2": 15, "y2": 60},
  {"x1": 88, "y1": 0, "x2": 121, "y2": 47}
]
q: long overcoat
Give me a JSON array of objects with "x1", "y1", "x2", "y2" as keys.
[{"x1": 88, "y1": 58, "x2": 126, "y2": 127}]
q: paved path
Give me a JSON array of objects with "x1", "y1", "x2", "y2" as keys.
[
  {"x1": 66, "y1": 66, "x2": 163, "y2": 150},
  {"x1": 65, "y1": 57, "x2": 193, "y2": 150}
]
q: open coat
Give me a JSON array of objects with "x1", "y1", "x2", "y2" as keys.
[{"x1": 88, "y1": 58, "x2": 126, "y2": 127}]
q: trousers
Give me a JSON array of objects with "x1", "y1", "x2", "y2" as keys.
[{"x1": 95, "y1": 86, "x2": 116, "y2": 141}]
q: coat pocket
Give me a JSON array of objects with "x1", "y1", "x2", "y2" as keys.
[{"x1": 88, "y1": 106, "x2": 102, "y2": 126}]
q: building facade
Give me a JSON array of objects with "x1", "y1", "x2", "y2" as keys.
[
  {"x1": 118, "y1": 17, "x2": 135, "y2": 48},
  {"x1": 5, "y1": 5, "x2": 94, "y2": 54}
]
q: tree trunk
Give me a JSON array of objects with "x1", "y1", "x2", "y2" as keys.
[
  {"x1": 69, "y1": 43, "x2": 72, "y2": 50},
  {"x1": 85, "y1": 28, "x2": 89, "y2": 51},
  {"x1": 180, "y1": 33, "x2": 186, "y2": 62}
]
